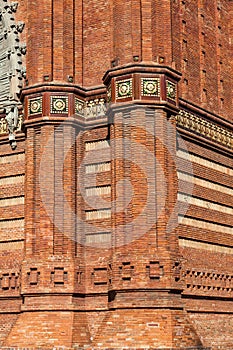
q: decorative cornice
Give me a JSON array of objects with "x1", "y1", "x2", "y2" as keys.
[
  {"x1": 176, "y1": 109, "x2": 233, "y2": 150},
  {"x1": 21, "y1": 84, "x2": 107, "y2": 127},
  {"x1": 103, "y1": 64, "x2": 181, "y2": 115},
  {"x1": 20, "y1": 83, "x2": 106, "y2": 100},
  {"x1": 179, "y1": 98, "x2": 232, "y2": 130}
]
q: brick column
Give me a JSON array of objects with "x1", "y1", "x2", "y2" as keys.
[
  {"x1": 3, "y1": 94, "x2": 78, "y2": 347},
  {"x1": 89, "y1": 63, "x2": 205, "y2": 349}
]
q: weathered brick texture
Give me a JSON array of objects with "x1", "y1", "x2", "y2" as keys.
[{"x1": 0, "y1": 0, "x2": 232, "y2": 349}]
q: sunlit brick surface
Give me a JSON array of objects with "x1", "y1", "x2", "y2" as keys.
[{"x1": 0, "y1": 0, "x2": 232, "y2": 348}]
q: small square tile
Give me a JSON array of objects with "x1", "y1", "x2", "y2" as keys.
[
  {"x1": 28, "y1": 97, "x2": 42, "y2": 115},
  {"x1": 166, "y1": 81, "x2": 176, "y2": 100},
  {"x1": 51, "y1": 96, "x2": 68, "y2": 114},
  {"x1": 75, "y1": 98, "x2": 85, "y2": 117},
  {"x1": 141, "y1": 78, "x2": 160, "y2": 97},
  {"x1": 116, "y1": 79, "x2": 133, "y2": 99}
]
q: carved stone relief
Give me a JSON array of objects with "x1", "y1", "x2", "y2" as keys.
[{"x1": 0, "y1": 1, "x2": 26, "y2": 148}]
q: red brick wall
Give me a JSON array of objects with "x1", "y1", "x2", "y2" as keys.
[
  {"x1": 189, "y1": 313, "x2": 233, "y2": 350},
  {"x1": 0, "y1": 0, "x2": 232, "y2": 348},
  {"x1": 24, "y1": 0, "x2": 232, "y2": 121},
  {"x1": 172, "y1": 0, "x2": 233, "y2": 120}
]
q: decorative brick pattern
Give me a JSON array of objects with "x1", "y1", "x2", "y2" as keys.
[
  {"x1": 85, "y1": 139, "x2": 110, "y2": 151},
  {"x1": 0, "y1": 0, "x2": 232, "y2": 348},
  {"x1": 119, "y1": 262, "x2": 134, "y2": 281},
  {"x1": 178, "y1": 171, "x2": 233, "y2": 196},
  {"x1": 0, "y1": 219, "x2": 24, "y2": 229},
  {"x1": 177, "y1": 149, "x2": 233, "y2": 175},
  {"x1": 86, "y1": 232, "x2": 111, "y2": 244},
  {"x1": 180, "y1": 239, "x2": 233, "y2": 255},
  {"x1": 85, "y1": 162, "x2": 111, "y2": 174},
  {"x1": 86, "y1": 208, "x2": 111, "y2": 220},
  {"x1": 0, "y1": 153, "x2": 25, "y2": 164},
  {"x1": 178, "y1": 193, "x2": 232, "y2": 215},
  {"x1": 51, "y1": 267, "x2": 68, "y2": 286},
  {"x1": 183, "y1": 268, "x2": 233, "y2": 296},
  {"x1": 0, "y1": 197, "x2": 24, "y2": 207},
  {"x1": 146, "y1": 261, "x2": 164, "y2": 280},
  {"x1": 0, "y1": 272, "x2": 19, "y2": 291},
  {"x1": 86, "y1": 185, "x2": 111, "y2": 197},
  {"x1": 92, "y1": 267, "x2": 108, "y2": 285},
  {"x1": 27, "y1": 268, "x2": 40, "y2": 285},
  {"x1": 179, "y1": 217, "x2": 232, "y2": 235}
]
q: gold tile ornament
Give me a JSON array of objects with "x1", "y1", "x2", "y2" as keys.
[
  {"x1": 28, "y1": 97, "x2": 42, "y2": 116},
  {"x1": 141, "y1": 78, "x2": 160, "y2": 97},
  {"x1": 166, "y1": 81, "x2": 176, "y2": 100},
  {"x1": 116, "y1": 79, "x2": 133, "y2": 99},
  {"x1": 51, "y1": 96, "x2": 68, "y2": 114}
]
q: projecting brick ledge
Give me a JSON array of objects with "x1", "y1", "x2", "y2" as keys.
[{"x1": 0, "y1": 347, "x2": 211, "y2": 350}]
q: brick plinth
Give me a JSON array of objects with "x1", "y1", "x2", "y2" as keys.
[{"x1": 3, "y1": 311, "x2": 74, "y2": 348}]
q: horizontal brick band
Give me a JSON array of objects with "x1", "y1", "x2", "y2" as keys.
[
  {"x1": 86, "y1": 186, "x2": 111, "y2": 196},
  {"x1": 86, "y1": 208, "x2": 111, "y2": 220},
  {"x1": 179, "y1": 238, "x2": 233, "y2": 254},
  {"x1": 0, "y1": 153, "x2": 25, "y2": 164},
  {"x1": 178, "y1": 172, "x2": 233, "y2": 196},
  {"x1": 0, "y1": 219, "x2": 24, "y2": 229},
  {"x1": 85, "y1": 139, "x2": 110, "y2": 151},
  {"x1": 183, "y1": 204, "x2": 233, "y2": 227},
  {"x1": 0, "y1": 228, "x2": 24, "y2": 242},
  {"x1": 0, "y1": 175, "x2": 24, "y2": 186},
  {"x1": 178, "y1": 137, "x2": 233, "y2": 169},
  {"x1": 85, "y1": 162, "x2": 111, "y2": 174},
  {"x1": 0, "y1": 241, "x2": 23, "y2": 251},
  {"x1": 177, "y1": 150, "x2": 233, "y2": 176},
  {"x1": 178, "y1": 216, "x2": 232, "y2": 235},
  {"x1": 0, "y1": 197, "x2": 24, "y2": 207},
  {"x1": 0, "y1": 162, "x2": 25, "y2": 178},
  {"x1": 178, "y1": 193, "x2": 232, "y2": 215}
]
